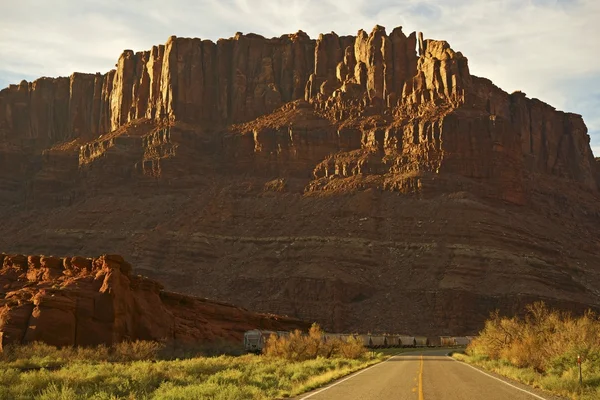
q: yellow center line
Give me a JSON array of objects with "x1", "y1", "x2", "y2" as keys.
[{"x1": 418, "y1": 354, "x2": 424, "y2": 400}]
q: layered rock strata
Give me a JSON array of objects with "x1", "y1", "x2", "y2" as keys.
[
  {"x1": 2, "y1": 26, "x2": 596, "y2": 194},
  {"x1": 0, "y1": 25, "x2": 599, "y2": 336}
]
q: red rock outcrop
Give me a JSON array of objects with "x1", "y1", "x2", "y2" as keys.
[
  {"x1": 0, "y1": 25, "x2": 599, "y2": 337},
  {"x1": 0, "y1": 253, "x2": 309, "y2": 349}
]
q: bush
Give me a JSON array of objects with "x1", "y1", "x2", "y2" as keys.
[
  {"x1": 469, "y1": 302, "x2": 600, "y2": 373},
  {"x1": 338, "y1": 336, "x2": 367, "y2": 359},
  {"x1": 465, "y1": 302, "x2": 600, "y2": 398},
  {"x1": 111, "y1": 340, "x2": 164, "y2": 362},
  {"x1": 264, "y1": 324, "x2": 366, "y2": 361}
]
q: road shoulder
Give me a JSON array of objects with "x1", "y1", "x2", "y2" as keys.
[
  {"x1": 449, "y1": 354, "x2": 568, "y2": 400},
  {"x1": 291, "y1": 354, "x2": 397, "y2": 399}
]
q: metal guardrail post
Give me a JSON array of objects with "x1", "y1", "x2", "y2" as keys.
[{"x1": 577, "y1": 355, "x2": 583, "y2": 386}]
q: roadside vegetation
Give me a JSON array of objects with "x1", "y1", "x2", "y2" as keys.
[
  {"x1": 265, "y1": 323, "x2": 367, "y2": 360},
  {"x1": 0, "y1": 325, "x2": 384, "y2": 399},
  {"x1": 453, "y1": 302, "x2": 600, "y2": 400}
]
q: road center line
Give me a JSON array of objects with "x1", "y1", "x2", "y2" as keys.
[
  {"x1": 447, "y1": 356, "x2": 549, "y2": 400},
  {"x1": 298, "y1": 355, "x2": 398, "y2": 400},
  {"x1": 418, "y1": 354, "x2": 424, "y2": 400}
]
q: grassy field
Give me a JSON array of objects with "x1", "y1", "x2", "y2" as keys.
[
  {"x1": 0, "y1": 337, "x2": 385, "y2": 399},
  {"x1": 453, "y1": 302, "x2": 600, "y2": 400}
]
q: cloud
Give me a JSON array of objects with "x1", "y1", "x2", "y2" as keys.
[{"x1": 1, "y1": 0, "x2": 599, "y2": 155}]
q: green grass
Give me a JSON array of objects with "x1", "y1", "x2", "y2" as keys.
[{"x1": 0, "y1": 342, "x2": 386, "y2": 400}]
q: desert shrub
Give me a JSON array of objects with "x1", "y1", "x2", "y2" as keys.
[
  {"x1": 265, "y1": 330, "x2": 308, "y2": 361},
  {"x1": 264, "y1": 324, "x2": 366, "y2": 361},
  {"x1": 337, "y1": 336, "x2": 368, "y2": 359},
  {"x1": 469, "y1": 302, "x2": 600, "y2": 373},
  {"x1": 465, "y1": 302, "x2": 600, "y2": 398},
  {"x1": 111, "y1": 340, "x2": 165, "y2": 362}
]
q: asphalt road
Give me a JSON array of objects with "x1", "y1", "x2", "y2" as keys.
[{"x1": 297, "y1": 349, "x2": 560, "y2": 400}]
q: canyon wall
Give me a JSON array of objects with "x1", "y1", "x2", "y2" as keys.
[
  {"x1": 2, "y1": 25, "x2": 596, "y2": 193},
  {"x1": 0, "y1": 25, "x2": 599, "y2": 336},
  {"x1": 0, "y1": 31, "x2": 316, "y2": 150}
]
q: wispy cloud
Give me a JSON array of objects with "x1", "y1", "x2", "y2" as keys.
[{"x1": 1, "y1": 0, "x2": 599, "y2": 155}]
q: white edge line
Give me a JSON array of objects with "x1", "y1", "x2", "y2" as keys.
[
  {"x1": 447, "y1": 355, "x2": 549, "y2": 400},
  {"x1": 299, "y1": 354, "x2": 399, "y2": 399}
]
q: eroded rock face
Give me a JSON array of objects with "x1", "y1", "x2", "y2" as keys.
[
  {"x1": 0, "y1": 253, "x2": 309, "y2": 349},
  {"x1": 1, "y1": 25, "x2": 597, "y2": 193},
  {"x1": 0, "y1": 25, "x2": 599, "y2": 337},
  {"x1": 0, "y1": 31, "x2": 316, "y2": 152}
]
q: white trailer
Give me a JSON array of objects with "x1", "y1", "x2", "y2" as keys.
[
  {"x1": 453, "y1": 336, "x2": 471, "y2": 346},
  {"x1": 358, "y1": 334, "x2": 371, "y2": 347},
  {"x1": 399, "y1": 336, "x2": 416, "y2": 347},
  {"x1": 338, "y1": 334, "x2": 357, "y2": 343},
  {"x1": 243, "y1": 330, "x2": 276, "y2": 353},
  {"x1": 415, "y1": 336, "x2": 429, "y2": 347},
  {"x1": 385, "y1": 335, "x2": 400, "y2": 347},
  {"x1": 370, "y1": 335, "x2": 386, "y2": 348},
  {"x1": 323, "y1": 333, "x2": 341, "y2": 343},
  {"x1": 440, "y1": 336, "x2": 455, "y2": 347}
]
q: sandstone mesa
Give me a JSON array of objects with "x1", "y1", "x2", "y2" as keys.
[{"x1": 0, "y1": 25, "x2": 598, "y2": 342}]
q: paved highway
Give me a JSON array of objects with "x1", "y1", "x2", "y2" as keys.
[{"x1": 297, "y1": 349, "x2": 561, "y2": 400}]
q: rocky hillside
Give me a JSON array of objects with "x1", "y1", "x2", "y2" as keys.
[
  {"x1": 0, "y1": 253, "x2": 309, "y2": 349},
  {"x1": 1, "y1": 25, "x2": 599, "y2": 336}
]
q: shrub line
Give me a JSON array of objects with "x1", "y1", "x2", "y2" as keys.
[{"x1": 460, "y1": 302, "x2": 600, "y2": 400}]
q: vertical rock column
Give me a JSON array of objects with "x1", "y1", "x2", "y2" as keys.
[
  {"x1": 389, "y1": 28, "x2": 418, "y2": 106},
  {"x1": 69, "y1": 73, "x2": 98, "y2": 141},
  {"x1": 110, "y1": 50, "x2": 137, "y2": 131},
  {"x1": 305, "y1": 32, "x2": 347, "y2": 99},
  {"x1": 365, "y1": 25, "x2": 391, "y2": 101}
]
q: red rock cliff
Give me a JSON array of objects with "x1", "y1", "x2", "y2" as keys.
[
  {"x1": 0, "y1": 253, "x2": 309, "y2": 349},
  {"x1": 0, "y1": 25, "x2": 599, "y2": 337},
  {"x1": 2, "y1": 25, "x2": 595, "y2": 193},
  {"x1": 0, "y1": 31, "x2": 316, "y2": 150}
]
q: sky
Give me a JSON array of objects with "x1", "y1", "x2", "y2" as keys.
[{"x1": 1, "y1": 0, "x2": 599, "y2": 156}]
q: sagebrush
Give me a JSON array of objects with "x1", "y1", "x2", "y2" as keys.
[
  {"x1": 465, "y1": 302, "x2": 600, "y2": 399},
  {"x1": 469, "y1": 302, "x2": 600, "y2": 373},
  {"x1": 264, "y1": 324, "x2": 367, "y2": 361}
]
